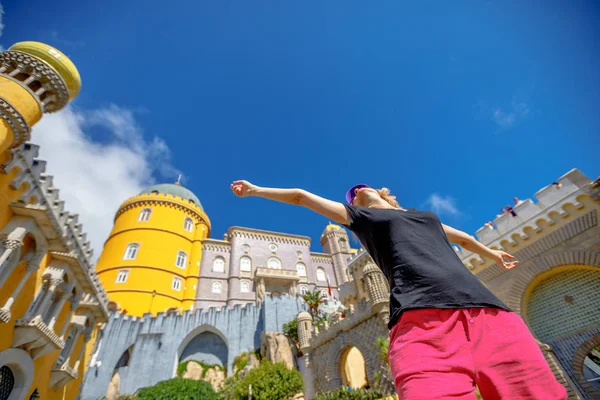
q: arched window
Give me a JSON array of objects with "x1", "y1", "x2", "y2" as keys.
[
  {"x1": 172, "y1": 277, "x2": 182, "y2": 291},
  {"x1": 175, "y1": 251, "x2": 187, "y2": 268},
  {"x1": 115, "y1": 270, "x2": 129, "y2": 284},
  {"x1": 267, "y1": 257, "x2": 281, "y2": 270},
  {"x1": 339, "y1": 238, "x2": 348, "y2": 251},
  {"x1": 241, "y1": 281, "x2": 250, "y2": 293},
  {"x1": 123, "y1": 243, "x2": 139, "y2": 260},
  {"x1": 183, "y1": 217, "x2": 194, "y2": 232},
  {"x1": 240, "y1": 256, "x2": 252, "y2": 272},
  {"x1": 212, "y1": 281, "x2": 222, "y2": 294},
  {"x1": 138, "y1": 208, "x2": 152, "y2": 222},
  {"x1": 0, "y1": 365, "x2": 15, "y2": 399},
  {"x1": 316, "y1": 267, "x2": 326, "y2": 282},
  {"x1": 213, "y1": 257, "x2": 225, "y2": 273},
  {"x1": 300, "y1": 286, "x2": 308, "y2": 295},
  {"x1": 296, "y1": 262, "x2": 307, "y2": 277}
]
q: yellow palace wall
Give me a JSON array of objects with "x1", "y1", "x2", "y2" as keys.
[{"x1": 96, "y1": 193, "x2": 210, "y2": 316}]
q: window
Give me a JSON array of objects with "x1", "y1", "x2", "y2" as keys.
[
  {"x1": 172, "y1": 277, "x2": 182, "y2": 291},
  {"x1": 241, "y1": 281, "x2": 250, "y2": 293},
  {"x1": 339, "y1": 238, "x2": 348, "y2": 251},
  {"x1": 175, "y1": 251, "x2": 187, "y2": 268},
  {"x1": 138, "y1": 208, "x2": 152, "y2": 222},
  {"x1": 212, "y1": 281, "x2": 222, "y2": 294},
  {"x1": 213, "y1": 257, "x2": 225, "y2": 273},
  {"x1": 296, "y1": 251, "x2": 303, "y2": 258},
  {"x1": 242, "y1": 244, "x2": 250, "y2": 252},
  {"x1": 296, "y1": 262, "x2": 307, "y2": 277},
  {"x1": 123, "y1": 243, "x2": 139, "y2": 260},
  {"x1": 115, "y1": 270, "x2": 129, "y2": 283},
  {"x1": 183, "y1": 217, "x2": 194, "y2": 232},
  {"x1": 300, "y1": 286, "x2": 308, "y2": 295},
  {"x1": 268, "y1": 243, "x2": 278, "y2": 252},
  {"x1": 267, "y1": 257, "x2": 281, "y2": 269},
  {"x1": 316, "y1": 267, "x2": 326, "y2": 282},
  {"x1": 240, "y1": 256, "x2": 252, "y2": 272}
]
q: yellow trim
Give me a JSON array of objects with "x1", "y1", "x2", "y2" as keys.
[
  {"x1": 9, "y1": 41, "x2": 81, "y2": 100},
  {"x1": 522, "y1": 264, "x2": 599, "y2": 324}
]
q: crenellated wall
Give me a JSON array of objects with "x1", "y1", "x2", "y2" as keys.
[{"x1": 81, "y1": 294, "x2": 306, "y2": 399}]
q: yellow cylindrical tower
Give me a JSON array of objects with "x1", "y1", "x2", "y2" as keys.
[
  {"x1": 95, "y1": 183, "x2": 210, "y2": 317},
  {"x1": 0, "y1": 41, "x2": 81, "y2": 155}
]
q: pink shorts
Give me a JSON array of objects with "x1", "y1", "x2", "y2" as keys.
[{"x1": 388, "y1": 308, "x2": 568, "y2": 400}]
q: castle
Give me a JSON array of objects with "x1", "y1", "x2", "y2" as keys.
[{"x1": 1, "y1": 41, "x2": 599, "y2": 400}]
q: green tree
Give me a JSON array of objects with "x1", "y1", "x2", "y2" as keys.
[
  {"x1": 136, "y1": 378, "x2": 218, "y2": 400},
  {"x1": 302, "y1": 289, "x2": 326, "y2": 319},
  {"x1": 221, "y1": 360, "x2": 303, "y2": 400},
  {"x1": 282, "y1": 317, "x2": 299, "y2": 342}
]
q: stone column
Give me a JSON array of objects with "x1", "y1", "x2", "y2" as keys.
[
  {"x1": 72, "y1": 333, "x2": 91, "y2": 370},
  {"x1": 0, "y1": 239, "x2": 23, "y2": 288},
  {"x1": 58, "y1": 325, "x2": 82, "y2": 366},
  {"x1": 0, "y1": 263, "x2": 38, "y2": 322},
  {"x1": 28, "y1": 278, "x2": 61, "y2": 320},
  {"x1": 59, "y1": 297, "x2": 80, "y2": 338},
  {"x1": 48, "y1": 291, "x2": 72, "y2": 330}
]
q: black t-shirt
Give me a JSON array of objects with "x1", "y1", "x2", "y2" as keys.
[{"x1": 344, "y1": 205, "x2": 510, "y2": 329}]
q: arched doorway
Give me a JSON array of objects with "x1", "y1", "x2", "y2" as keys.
[
  {"x1": 175, "y1": 326, "x2": 229, "y2": 378},
  {"x1": 525, "y1": 267, "x2": 600, "y2": 343},
  {"x1": 106, "y1": 347, "x2": 133, "y2": 400},
  {"x1": 340, "y1": 346, "x2": 368, "y2": 389}
]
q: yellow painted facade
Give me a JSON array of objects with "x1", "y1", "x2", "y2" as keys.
[
  {"x1": 96, "y1": 189, "x2": 211, "y2": 316},
  {"x1": 0, "y1": 42, "x2": 107, "y2": 400}
]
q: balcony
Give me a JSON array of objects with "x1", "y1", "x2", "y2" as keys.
[
  {"x1": 255, "y1": 267, "x2": 300, "y2": 284},
  {"x1": 13, "y1": 315, "x2": 65, "y2": 359},
  {"x1": 50, "y1": 362, "x2": 78, "y2": 389}
]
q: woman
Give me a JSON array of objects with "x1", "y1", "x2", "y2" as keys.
[{"x1": 230, "y1": 180, "x2": 567, "y2": 400}]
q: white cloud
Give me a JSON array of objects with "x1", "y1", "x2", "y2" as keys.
[
  {"x1": 32, "y1": 105, "x2": 180, "y2": 261},
  {"x1": 426, "y1": 193, "x2": 460, "y2": 216},
  {"x1": 492, "y1": 102, "x2": 530, "y2": 128}
]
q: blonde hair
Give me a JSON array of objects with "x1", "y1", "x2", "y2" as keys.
[{"x1": 377, "y1": 187, "x2": 401, "y2": 208}]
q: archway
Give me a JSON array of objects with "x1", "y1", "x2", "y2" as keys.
[
  {"x1": 340, "y1": 346, "x2": 368, "y2": 389},
  {"x1": 106, "y1": 347, "x2": 133, "y2": 400},
  {"x1": 174, "y1": 325, "x2": 228, "y2": 377},
  {"x1": 525, "y1": 266, "x2": 600, "y2": 343},
  {"x1": 0, "y1": 348, "x2": 34, "y2": 400}
]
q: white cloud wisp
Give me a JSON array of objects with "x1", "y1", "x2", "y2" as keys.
[
  {"x1": 426, "y1": 193, "x2": 460, "y2": 216},
  {"x1": 32, "y1": 105, "x2": 179, "y2": 261}
]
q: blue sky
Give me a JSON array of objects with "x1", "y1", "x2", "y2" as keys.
[{"x1": 1, "y1": 1, "x2": 598, "y2": 255}]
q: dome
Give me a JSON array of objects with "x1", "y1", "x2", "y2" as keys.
[
  {"x1": 298, "y1": 311, "x2": 312, "y2": 321},
  {"x1": 9, "y1": 41, "x2": 81, "y2": 101},
  {"x1": 140, "y1": 183, "x2": 203, "y2": 209}
]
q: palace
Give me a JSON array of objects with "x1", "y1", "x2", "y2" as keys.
[
  {"x1": 1, "y1": 41, "x2": 599, "y2": 400},
  {"x1": 0, "y1": 42, "x2": 108, "y2": 400}
]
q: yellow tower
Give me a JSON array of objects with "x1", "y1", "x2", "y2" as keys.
[
  {"x1": 96, "y1": 182, "x2": 211, "y2": 316},
  {"x1": 0, "y1": 42, "x2": 81, "y2": 156}
]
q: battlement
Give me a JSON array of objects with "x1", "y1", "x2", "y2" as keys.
[
  {"x1": 457, "y1": 168, "x2": 597, "y2": 271},
  {"x1": 1, "y1": 142, "x2": 109, "y2": 315},
  {"x1": 228, "y1": 226, "x2": 312, "y2": 246},
  {"x1": 308, "y1": 298, "x2": 373, "y2": 349}
]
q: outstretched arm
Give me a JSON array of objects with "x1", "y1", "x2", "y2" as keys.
[
  {"x1": 231, "y1": 180, "x2": 350, "y2": 226},
  {"x1": 442, "y1": 224, "x2": 518, "y2": 270}
]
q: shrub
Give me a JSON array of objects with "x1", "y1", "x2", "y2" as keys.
[
  {"x1": 177, "y1": 360, "x2": 225, "y2": 378},
  {"x1": 221, "y1": 360, "x2": 303, "y2": 400},
  {"x1": 313, "y1": 387, "x2": 383, "y2": 400},
  {"x1": 282, "y1": 317, "x2": 299, "y2": 342},
  {"x1": 136, "y1": 378, "x2": 218, "y2": 400}
]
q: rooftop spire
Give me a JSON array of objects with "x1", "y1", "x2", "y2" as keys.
[{"x1": 175, "y1": 174, "x2": 182, "y2": 186}]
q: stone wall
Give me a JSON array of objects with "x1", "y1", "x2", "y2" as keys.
[{"x1": 81, "y1": 295, "x2": 306, "y2": 399}]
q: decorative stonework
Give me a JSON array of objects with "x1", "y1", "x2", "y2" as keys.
[
  {"x1": 13, "y1": 315, "x2": 65, "y2": 359},
  {"x1": 0, "y1": 98, "x2": 30, "y2": 148},
  {"x1": 116, "y1": 197, "x2": 209, "y2": 227},
  {"x1": 229, "y1": 228, "x2": 311, "y2": 246},
  {"x1": 202, "y1": 240, "x2": 232, "y2": 253},
  {"x1": 310, "y1": 253, "x2": 334, "y2": 265},
  {"x1": 0, "y1": 50, "x2": 70, "y2": 112}
]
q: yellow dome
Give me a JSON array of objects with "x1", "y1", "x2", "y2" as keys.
[
  {"x1": 9, "y1": 41, "x2": 81, "y2": 101},
  {"x1": 325, "y1": 223, "x2": 342, "y2": 231}
]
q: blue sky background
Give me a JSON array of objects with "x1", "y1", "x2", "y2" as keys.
[{"x1": 1, "y1": 1, "x2": 598, "y2": 252}]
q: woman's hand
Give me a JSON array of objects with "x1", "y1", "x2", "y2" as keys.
[
  {"x1": 490, "y1": 250, "x2": 518, "y2": 270},
  {"x1": 230, "y1": 180, "x2": 258, "y2": 198}
]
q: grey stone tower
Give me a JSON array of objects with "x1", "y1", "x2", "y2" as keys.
[{"x1": 320, "y1": 224, "x2": 352, "y2": 285}]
